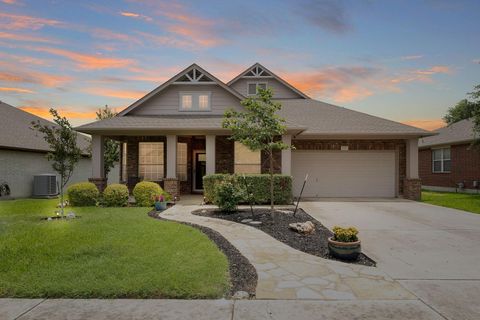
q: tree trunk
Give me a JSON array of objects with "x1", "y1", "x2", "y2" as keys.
[
  {"x1": 60, "y1": 179, "x2": 64, "y2": 218},
  {"x1": 269, "y1": 150, "x2": 274, "y2": 215}
]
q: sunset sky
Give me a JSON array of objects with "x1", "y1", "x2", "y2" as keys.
[{"x1": 0, "y1": 0, "x2": 479, "y2": 129}]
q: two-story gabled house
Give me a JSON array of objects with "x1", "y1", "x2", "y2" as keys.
[{"x1": 76, "y1": 63, "x2": 433, "y2": 200}]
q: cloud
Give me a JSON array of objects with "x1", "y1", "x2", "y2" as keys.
[
  {"x1": 120, "y1": 11, "x2": 152, "y2": 21},
  {"x1": 92, "y1": 28, "x2": 142, "y2": 45},
  {"x1": 83, "y1": 87, "x2": 145, "y2": 100},
  {"x1": 401, "y1": 119, "x2": 445, "y2": 131},
  {"x1": 293, "y1": 0, "x2": 350, "y2": 33},
  {"x1": 0, "y1": 67, "x2": 72, "y2": 87},
  {"x1": 0, "y1": 12, "x2": 61, "y2": 30},
  {"x1": 390, "y1": 65, "x2": 451, "y2": 84},
  {"x1": 0, "y1": 31, "x2": 59, "y2": 43},
  {"x1": 19, "y1": 106, "x2": 97, "y2": 120},
  {"x1": 2, "y1": 0, "x2": 21, "y2": 4},
  {"x1": 0, "y1": 86, "x2": 34, "y2": 93},
  {"x1": 0, "y1": 52, "x2": 49, "y2": 66},
  {"x1": 473, "y1": 59, "x2": 480, "y2": 64},
  {"x1": 32, "y1": 47, "x2": 134, "y2": 70},
  {"x1": 401, "y1": 55, "x2": 424, "y2": 60}
]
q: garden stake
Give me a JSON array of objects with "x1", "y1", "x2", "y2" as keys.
[{"x1": 293, "y1": 174, "x2": 308, "y2": 217}]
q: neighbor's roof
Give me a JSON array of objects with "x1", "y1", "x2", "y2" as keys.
[
  {"x1": 278, "y1": 99, "x2": 433, "y2": 137},
  {"x1": 419, "y1": 118, "x2": 475, "y2": 148},
  {"x1": 0, "y1": 101, "x2": 90, "y2": 153}
]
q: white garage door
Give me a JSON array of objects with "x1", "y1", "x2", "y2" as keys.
[{"x1": 292, "y1": 150, "x2": 396, "y2": 198}]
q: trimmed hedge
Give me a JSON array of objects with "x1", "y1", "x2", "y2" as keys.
[
  {"x1": 103, "y1": 184, "x2": 129, "y2": 207},
  {"x1": 133, "y1": 181, "x2": 162, "y2": 207},
  {"x1": 203, "y1": 174, "x2": 292, "y2": 205},
  {"x1": 67, "y1": 182, "x2": 99, "y2": 206}
]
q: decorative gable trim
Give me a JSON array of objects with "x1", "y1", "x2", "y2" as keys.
[
  {"x1": 228, "y1": 63, "x2": 309, "y2": 99},
  {"x1": 118, "y1": 64, "x2": 244, "y2": 116}
]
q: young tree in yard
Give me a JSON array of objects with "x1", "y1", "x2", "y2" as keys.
[
  {"x1": 96, "y1": 105, "x2": 120, "y2": 177},
  {"x1": 31, "y1": 109, "x2": 82, "y2": 217},
  {"x1": 223, "y1": 88, "x2": 290, "y2": 214}
]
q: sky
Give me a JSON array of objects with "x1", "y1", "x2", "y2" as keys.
[{"x1": 0, "y1": 0, "x2": 479, "y2": 129}]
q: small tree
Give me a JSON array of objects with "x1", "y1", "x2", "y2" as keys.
[
  {"x1": 31, "y1": 109, "x2": 82, "y2": 217},
  {"x1": 96, "y1": 105, "x2": 120, "y2": 177},
  {"x1": 223, "y1": 88, "x2": 290, "y2": 213}
]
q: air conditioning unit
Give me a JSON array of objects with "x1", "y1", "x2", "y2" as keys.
[{"x1": 33, "y1": 174, "x2": 58, "y2": 198}]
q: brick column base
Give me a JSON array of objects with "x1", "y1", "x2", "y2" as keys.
[
  {"x1": 89, "y1": 177, "x2": 107, "y2": 193},
  {"x1": 403, "y1": 178, "x2": 421, "y2": 201},
  {"x1": 164, "y1": 178, "x2": 180, "y2": 200}
]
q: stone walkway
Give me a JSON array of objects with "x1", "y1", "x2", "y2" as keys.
[{"x1": 162, "y1": 205, "x2": 415, "y2": 301}]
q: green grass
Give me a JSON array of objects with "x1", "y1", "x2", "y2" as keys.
[
  {"x1": 0, "y1": 199, "x2": 229, "y2": 298},
  {"x1": 422, "y1": 190, "x2": 480, "y2": 214}
]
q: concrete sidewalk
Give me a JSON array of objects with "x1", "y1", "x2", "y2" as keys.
[{"x1": 1, "y1": 298, "x2": 443, "y2": 320}]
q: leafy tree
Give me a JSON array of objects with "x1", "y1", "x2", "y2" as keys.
[
  {"x1": 223, "y1": 88, "x2": 290, "y2": 213},
  {"x1": 96, "y1": 105, "x2": 120, "y2": 177},
  {"x1": 31, "y1": 109, "x2": 82, "y2": 217}
]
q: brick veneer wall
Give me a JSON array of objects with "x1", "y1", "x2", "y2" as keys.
[
  {"x1": 419, "y1": 143, "x2": 480, "y2": 189},
  {"x1": 215, "y1": 136, "x2": 234, "y2": 174},
  {"x1": 292, "y1": 139, "x2": 407, "y2": 195}
]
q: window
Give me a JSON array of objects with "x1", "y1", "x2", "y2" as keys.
[
  {"x1": 234, "y1": 141, "x2": 261, "y2": 173},
  {"x1": 179, "y1": 92, "x2": 211, "y2": 111},
  {"x1": 432, "y1": 147, "x2": 451, "y2": 173},
  {"x1": 247, "y1": 82, "x2": 267, "y2": 95},
  {"x1": 121, "y1": 142, "x2": 127, "y2": 182},
  {"x1": 138, "y1": 142, "x2": 164, "y2": 181},
  {"x1": 177, "y1": 142, "x2": 188, "y2": 181}
]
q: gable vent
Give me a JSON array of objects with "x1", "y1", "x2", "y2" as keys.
[
  {"x1": 175, "y1": 67, "x2": 214, "y2": 83},
  {"x1": 245, "y1": 66, "x2": 271, "y2": 77}
]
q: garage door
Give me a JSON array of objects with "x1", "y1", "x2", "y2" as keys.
[{"x1": 292, "y1": 150, "x2": 396, "y2": 198}]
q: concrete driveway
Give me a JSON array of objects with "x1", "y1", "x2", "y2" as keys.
[{"x1": 302, "y1": 200, "x2": 480, "y2": 320}]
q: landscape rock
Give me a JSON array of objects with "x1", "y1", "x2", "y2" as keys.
[
  {"x1": 249, "y1": 221, "x2": 262, "y2": 226},
  {"x1": 289, "y1": 221, "x2": 315, "y2": 234},
  {"x1": 66, "y1": 212, "x2": 76, "y2": 219},
  {"x1": 241, "y1": 219, "x2": 253, "y2": 223},
  {"x1": 232, "y1": 291, "x2": 250, "y2": 299}
]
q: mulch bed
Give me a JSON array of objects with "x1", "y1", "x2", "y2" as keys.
[
  {"x1": 148, "y1": 210, "x2": 257, "y2": 298},
  {"x1": 192, "y1": 208, "x2": 376, "y2": 267}
]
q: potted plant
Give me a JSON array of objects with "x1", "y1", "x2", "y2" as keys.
[
  {"x1": 153, "y1": 194, "x2": 167, "y2": 211},
  {"x1": 328, "y1": 226, "x2": 361, "y2": 260}
]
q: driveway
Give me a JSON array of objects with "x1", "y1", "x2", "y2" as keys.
[{"x1": 302, "y1": 200, "x2": 480, "y2": 320}]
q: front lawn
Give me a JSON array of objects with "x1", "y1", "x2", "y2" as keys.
[
  {"x1": 0, "y1": 199, "x2": 229, "y2": 298},
  {"x1": 422, "y1": 190, "x2": 480, "y2": 214}
]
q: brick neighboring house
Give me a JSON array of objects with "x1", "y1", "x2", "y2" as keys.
[
  {"x1": 419, "y1": 118, "x2": 480, "y2": 192},
  {"x1": 76, "y1": 63, "x2": 433, "y2": 200}
]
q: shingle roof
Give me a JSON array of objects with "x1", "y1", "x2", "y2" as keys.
[
  {"x1": 419, "y1": 118, "x2": 475, "y2": 148},
  {"x1": 0, "y1": 101, "x2": 90, "y2": 153}
]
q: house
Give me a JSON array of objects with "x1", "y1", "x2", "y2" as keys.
[
  {"x1": 0, "y1": 101, "x2": 119, "y2": 198},
  {"x1": 76, "y1": 63, "x2": 432, "y2": 200},
  {"x1": 419, "y1": 118, "x2": 480, "y2": 192}
]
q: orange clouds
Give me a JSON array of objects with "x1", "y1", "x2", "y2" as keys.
[
  {"x1": 0, "y1": 87, "x2": 34, "y2": 93},
  {"x1": 33, "y1": 47, "x2": 134, "y2": 70},
  {"x1": 19, "y1": 106, "x2": 97, "y2": 120},
  {"x1": 0, "y1": 31, "x2": 58, "y2": 43},
  {"x1": 401, "y1": 119, "x2": 445, "y2": 131},
  {"x1": 0, "y1": 69, "x2": 71, "y2": 87},
  {"x1": 0, "y1": 12, "x2": 61, "y2": 30},
  {"x1": 84, "y1": 88, "x2": 145, "y2": 100},
  {"x1": 120, "y1": 11, "x2": 152, "y2": 22}
]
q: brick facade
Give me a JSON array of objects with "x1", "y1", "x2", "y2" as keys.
[
  {"x1": 403, "y1": 178, "x2": 421, "y2": 200},
  {"x1": 215, "y1": 136, "x2": 234, "y2": 174},
  {"x1": 292, "y1": 139, "x2": 407, "y2": 195},
  {"x1": 419, "y1": 143, "x2": 480, "y2": 189},
  {"x1": 164, "y1": 178, "x2": 180, "y2": 199}
]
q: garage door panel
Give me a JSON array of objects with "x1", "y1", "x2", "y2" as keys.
[{"x1": 292, "y1": 151, "x2": 396, "y2": 198}]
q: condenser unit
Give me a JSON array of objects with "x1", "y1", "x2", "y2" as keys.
[{"x1": 33, "y1": 174, "x2": 58, "y2": 198}]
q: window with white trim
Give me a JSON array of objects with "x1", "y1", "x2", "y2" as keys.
[
  {"x1": 432, "y1": 147, "x2": 451, "y2": 173},
  {"x1": 138, "y1": 142, "x2": 164, "y2": 181},
  {"x1": 234, "y1": 142, "x2": 261, "y2": 173},
  {"x1": 247, "y1": 82, "x2": 267, "y2": 95},
  {"x1": 179, "y1": 92, "x2": 211, "y2": 111},
  {"x1": 177, "y1": 142, "x2": 188, "y2": 181}
]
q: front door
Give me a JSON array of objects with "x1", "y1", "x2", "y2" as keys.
[{"x1": 193, "y1": 151, "x2": 206, "y2": 192}]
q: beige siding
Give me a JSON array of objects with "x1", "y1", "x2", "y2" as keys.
[
  {"x1": 129, "y1": 84, "x2": 243, "y2": 116},
  {"x1": 230, "y1": 78, "x2": 303, "y2": 99}
]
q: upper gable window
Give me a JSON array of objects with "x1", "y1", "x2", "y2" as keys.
[
  {"x1": 179, "y1": 92, "x2": 211, "y2": 111},
  {"x1": 247, "y1": 82, "x2": 267, "y2": 95}
]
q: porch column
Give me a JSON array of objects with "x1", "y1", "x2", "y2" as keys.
[
  {"x1": 281, "y1": 134, "x2": 292, "y2": 175},
  {"x1": 206, "y1": 135, "x2": 215, "y2": 175},
  {"x1": 404, "y1": 138, "x2": 421, "y2": 201},
  {"x1": 89, "y1": 135, "x2": 107, "y2": 192},
  {"x1": 166, "y1": 135, "x2": 177, "y2": 179}
]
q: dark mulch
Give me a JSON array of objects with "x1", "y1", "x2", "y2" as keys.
[
  {"x1": 192, "y1": 208, "x2": 376, "y2": 267},
  {"x1": 148, "y1": 210, "x2": 257, "y2": 298}
]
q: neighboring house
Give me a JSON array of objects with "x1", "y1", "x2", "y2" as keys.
[
  {"x1": 0, "y1": 101, "x2": 119, "y2": 198},
  {"x1": 419, "y1": 118, "x2": 480, "y2": 192},
  {"x1": 76, "y1": 63, "x2": 432, "y2": 200}
]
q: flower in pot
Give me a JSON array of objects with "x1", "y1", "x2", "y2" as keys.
[
  {"x1": 153, "y1": 194, "x2": 167, "y2": 211},
  {"x1": 328, "y1": 226, "x2": 361, "y2": 260}
]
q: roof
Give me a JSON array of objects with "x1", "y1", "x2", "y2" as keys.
[
  {"x1": 227, "y1": 62, "x2": 309, "y2": 99},
  {"x1": 117, "y1": 63, "x2": 244, "y2": 116},
  {"x1": 419, "y1": 118, "x2": 475, "y2": 148},
  {"x1": 0, "y1": 101, "x2": 91, "y2": 153},
  {"x1": 278, "y1": 99, "x2": 433, "y2": 137}
]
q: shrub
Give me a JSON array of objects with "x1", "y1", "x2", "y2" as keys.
[
  {"x1": 214, "y1": 179, "x2": 244, "y2": 212},
  {"x1": 332, "y1": 226, "x2": 359, "y2": 242},
  {"x1": 133, "y1": 181, "x2": 162, "y2": 207},
  {"x1": 67, "y1": 182, "x2": 99, "y2": 206},
  {"x1": 103, "y1": 184, "x2": 129, "y2": 207},
  {"x1": 203, "y1": 174, "x2": 292, "y2": 205}
]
